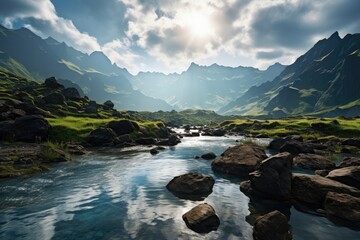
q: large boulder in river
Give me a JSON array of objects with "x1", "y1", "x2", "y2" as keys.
[
  {"x1": 182, "y1": 203, "x2": 220, "y2": 233},
  {"x1": 253, "y1": 210, "x2": 291, "y2": 240},
  {"x1": 107, "y1": 120, "x2": 136, "y2": 136},
  {"x1": 280, "y1": 141, "x2": 315, "y2": 155},
  {"x1": 211, "y1": 144, "x2": 267, "y2": 178},
  {"x1": 166, "y1": 173, "x2": 215, "y2": 200},
  {"x1": 201, "y1": 152, "x2": 217, "y2": 160},
  {"x1": 292, "y1": 173, "x2": 360, "y2": 208},
  {"x1": 339, "y1": 157, "x2": 360, "y2": 168},
  {"x1": 241, "y1": 152, "x2": 293, "y2": 201},
  {"x1": 86, "y1": 127, "x2": 118, "y2": 147},
  {"x1": 324, "y1": 192, "x2": 360, "y2": 222},
  {"x1": 293, "y1": 153, "x2": 335, "y2": 170},
  {"x1": 326, "y1": 166, "x2": 360, "y2": 189}
]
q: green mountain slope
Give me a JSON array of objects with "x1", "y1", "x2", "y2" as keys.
[{"x1": 219, "y1": 32, "x2": 360, "y2": 117}]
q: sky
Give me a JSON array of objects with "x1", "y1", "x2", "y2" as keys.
[{"x1": 0, "y1": 0, "x2": 359, "y2": 74}]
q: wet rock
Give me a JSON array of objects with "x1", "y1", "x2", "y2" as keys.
[
  {"x1": 158, "y1": 134, "x2": 181, "y2": 146},
  {"x1": 253, "y1": 210, "x2": 291, "y2": 240},
  {"x1": 194, "y1": 155, "x2": 200, "y2": 159},
  {"x1": 241, "y1": 152, "x2": 293, "y2": 201},
  {"x1": 201, "y1": 152, "x2": 217, "y2": 160},
  {"x1": 324, "y1": 192, "x2": 360, "y2": 222},
  {"x1": 280, "y1": 141, "x2": 315, "y2": 155},
  {"x1": 107, "y1": 120, "x2": 136, "y2": 136},
  {"x1": 269, "y1": 138, "x2": 286, "y2": 151},
  {"x1": 150, "y1": 148, "x2": 159, "y2": 155},
  {"x1": 62, "y1": 87, "x2": 80, "y2": 100},
  {"x1": 212, "y1": 128, "x2": 226, "y2": 136},
  {"x1": 182, "y1": 203, "x2": 220, "y2": 233},
  {"x1": 166, "y1": 173, "x2": 215, "y2": 200},
  {"x1": 86, "y1": 127, "x2": 118, "y2": 147},
  {"x1": 293, "y1": 153, "x2": 335, "y2": 170},
  {"x1": 326, "y1": 166, "x2": 360, "y2": 189},
  {"x1": 315, "y1": 169, "x2": 331, "y2": 177},
  {"x1": 136, "y1": 137, "x2": 157, "y2": 145},
  {"x1": 103, "y1": 100, "x2": 114, "y2": 110},
  {"x1": 292, "y1": 174, "x2": 360, "y2": 208},
  {"x1": 211, "y1": 144, "x2": 267, "y2": 178},
  {"x1": 339, "y1": 157, "x2": 360, "y2": 168}
]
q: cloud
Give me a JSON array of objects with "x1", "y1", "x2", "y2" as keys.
[
  {"x1": 0, "y1": 0, "x2": 100, "y2": 54},
  {"x1": 256, "y1": 50, "x2": 284, "y2": 60}
]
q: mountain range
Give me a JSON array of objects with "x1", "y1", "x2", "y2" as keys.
[
  {"x1": 219, "y1": 32, "x2": 360, "y2": 117},
  {"x1": 0, "y1": 24, "x2": 359, "y2": 117}
]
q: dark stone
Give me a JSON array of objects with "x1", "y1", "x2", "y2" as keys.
[
  {"x1": 103, "y1": 100, "x2": 114, "y2": 110},
  {"x1": 136, "y1": 137, "x2": 157, "y2": 145},
  {"x1": 85, "y1": 101, "x2": 98, "y2": 114},
  {"x1": 211, "y1": 144, "x2": 267, "y2": 178},
  {"x1": 213, "y1": 128, "x2": 226, "y2": 136},
  {"x1": 12, "y1": 115, "x2": 50, "y2": 142},
  {"x1": 158, "y1": 127, "x2": 170, "y2": 138},
  {"x1": 293, "y1": 153, "x2": 336, "y2": 170},
  {"x1": 107, "y1": 120, "x2": 136, "y2": 136},
  {"x1": 339, "y1": 157, "x2": 360, "y2": 168},
  {"x1": 43, "y1": 92, "x2": 67, "y2": 105},
  {"x1": 44, "y1": 77, "x2": 64, "y2": 89},
  {"x1": 150, "y1": 148, "x2": 159, "y2": 155},
  {"x1": 326, "y1": 166, "x2": 360, "y2": 189},
  {"x1": 253, "y1": 210, "x2": 291, "y2": 240},
  {"x1": 182, "y1": 203, "x2": 220, "y2": 233},
  {"x1": 315, "y1": 170, "x2": 331, "y2": 177},
  {"x1": 269, "y1": 138, "x2": 286, "y2": 151},
  {"x1": 324, "y1": 192, "x2": 360, "y2": 222},
  {"x1": 166, "y1": 173, "x2": 215, "y2": 200},
  {"x1": 342, "y1": 139, "x2": 360, "y2": 148},
  {"x1": 67, "y1": 144, "x2": 87, "y2": 155},
  {"x1": 280, "y1": 141, "x2": 315, "y2": 155},
  {"x1": 201, "y1": 152, "x2": 217, "y2": 160},
  {"x1": 86, "y1": 127, "x2": 118, "y2": 147},
  {"x1": 62, "y1": 87, "x2": 80, "y2": 100},
  {"x1": 194, "y1": 155, "x2": 200, "y2": 159}
]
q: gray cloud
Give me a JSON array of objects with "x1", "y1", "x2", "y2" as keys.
[{"x1": 256, "y1": 50, "x2": 284, "y2": 60}]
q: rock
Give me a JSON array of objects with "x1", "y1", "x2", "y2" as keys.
[
  {"x1": 158, "y1": 134, "x2": 181, "y2": 146},
  {"x1": 157, "y1": 127, "x2": 170, "y2": 138},
  {"x1": 117, "y1": 134, "x2": 132, "y2": 143},
  {"x1": 85, "y1": 101, "x2": 98, "y2": 114},
  {"x1": 253, "y1": 210, "x2": 291, "y2": 240},
  {"x1": 67, "y1": 144, "x2": 87, "y2": 155},
  {"x1": 135, "y1": 137, "x2": 157, "y2": 145},
  {"x1": 241, "y1": 152, "x2": 293, "y2": 201},
  {"x1": 182, "y1": 203, "x2": 220, "y2": 233},
  {"x1": 342, "y1": 139, "x2": 360, "y2": 148},
  {"x1": 201, "y1": 152, "x2": 217, "y2": 160},
  {"x1": 43, "y1": 92, "x2": 67, "y2": 105},
  {"x1": 339, "y1": 157, "x2": 360, "y2": 167},
  {"x1": 326, "y1": 166, "x2": 360, "y2": 189},
  {"x1": 212, "y1": 128, "x2": 226, "y2": 136},
  {"x1": 166, "y1": 173, "x2": 215, "y2": 200},
  {"x1": 86, "y1": 127, "x2": 118, "y2": 147},
  {"x1": 103, "y1": 100, "x2": 114, "y2": 110},
  {"x1": 10, "y1": 116, "x2": 50, "y2": 142},
  {"x1": 291, "y1": 173, "x2": 360, "y2": 208},
  {"x1": 107, "y1": 120, "x2": 136, "y2": 136},
  {"x1": 62, "y1": 87, "x2": 80, "y2": 100},
  {"x1": 194, "y1": 155, "x2": 200, "y2": 159},
  {"x1": 40, "y1": 146, "x2": 71, "y2": 163},
  {"x1": 211, "y1": 144, "x2": 267, "y2": 178},
  {"x1": 293, "y1": 153, "x2": 335, "y2": 170},
  {"x1": 184, "y1": 125, "x2": 191, "y2": 131},
  {"x1": 315, "y1": 170, "x2": 330, "y2": 177},
  {"x1": 8, "y1": 109, "x2": 26, "y2": 119},
  {"x1": 280, "y1": 141, "x2": 315, "y2": 155},
  {"x1": 269, "y1": 138, "x2": 286, "y2": 151},
  {"x1": 150, "y1": 148, "x2": 159, "y2": 155},
  {"x1": 0, "y1": 100, "x2": 10, "y2": 112},
  {"x1": 44, "y1": 77, "x2": 64, "y2": 89},
  {"x1": 324, "y1": 192, "x2": 360, "y2": 222}
]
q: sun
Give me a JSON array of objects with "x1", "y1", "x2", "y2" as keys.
[{"x1": 183, "y1": 10, "x2": 214, "y2": 40}]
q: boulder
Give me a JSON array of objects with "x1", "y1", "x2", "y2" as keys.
[
  {"x1": 194, "y1": 155, "x2": 200, "y2": 159},
  {"x1": 103, "y1": 100, "x2": 114, "y2": 110},
  {"x1": 291, "y1": 173, "x2": 360, "y2": 208},
  {"x1": 280, "y1": 141, "x2": 315, "y2": 155},
  {"x1": 12, "y1": 115, "x2": 50, "y2": 142},
  {"x1": 253, "y1": 210, "x2": 291, "y2": 240},
  {"x1": 212, "y1": 128, "x2": 226, "y2": 136},
  {"x1": 135, "y1": 137, "x2": 157, "y2": 145},
  {"x1": 43, "y1": 92, "x2": 67, "y2": 105},
  {"x1": 339, "y1": 157, "x2": 360, "y2": 168},
  {"x1": 157, "y1": 134, "x2": 181, "y2": 146},
  {"x1": 269, "y1": 138, "x2": 286, "y2": 151},
  {"x1": 201, "y1": 152, "x2": 217, "y2": 160},
  {"x1": 157, "y1": 127, "x2": 170, "y2": 138},
  {"x1": 62, "y1": 87, "x2": 80, "y2": 100},
  {"x1": 211, "y1": 144, "x2": 267, "y2": 178},
  {"x1": 166, "y1": 173, "x2": 215, "y2": 200},
  {"x1": 86, "y1": 127, "x2": 118, "y2": 147},
  {"x1": 342, "y1": 139, "x2": 360, "y2": 148},
  {"x1": 293, "y1": 153, "x2": 335, "y2": 170},
  {"x1": 150, "y1": 148, "x2": 159, "y2": 155},
  {"x1": 107, "y1": 120, "x2": 136, "y2": 136},
  {"x1": 85, "y1": 101, "x2": 97, "y2": 114},
  {"x1": 324, "y1": 192, "x2": 360, "y2": 222},
  {"x1": 241, "y1": 152, "x2": 293, "y2": 201},
  {"x1": 326, "y1": 166, "x2": 360, "y2": 189},
  {"x1": 44, "y1": 77, "x2": 64, "y2": 89},
  {"x1": 182, "y1": 203, "x2": 220, "y2": 233}
]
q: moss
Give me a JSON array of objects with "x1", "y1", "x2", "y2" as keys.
[{"x1": 0, "y1": 164, "x2": 45, "y2": 178}]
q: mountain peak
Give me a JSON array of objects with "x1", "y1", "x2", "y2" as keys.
[{"x1": 329, "y1": 31, "x2": 340, "y2": 40}]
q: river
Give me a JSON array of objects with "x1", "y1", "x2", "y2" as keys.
[{"x1": 0, "y1": 136, "x2": 359, "y2": 239}]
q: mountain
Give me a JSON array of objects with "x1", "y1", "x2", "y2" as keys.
[
  {"x1": 0, "y1": 25, "x2": 175, "y2": 111},
  {"x1": 130, "y1": 62, "x2": 285, "y2": 110},
  {"x1": 219, "y1": 32, "x2": 360, "y2": 117}
]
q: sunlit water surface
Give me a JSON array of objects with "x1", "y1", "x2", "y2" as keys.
[{"x1": 0, "y1": 136, "x2": 359, "y2": 240}]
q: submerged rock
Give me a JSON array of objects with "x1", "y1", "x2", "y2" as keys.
[
  {"x1": 201, "y1": 152, "x2": 217, "y2": 160},
  {"x1": 293, "y1": 153, "x2": 335, "y2": 170},
  {"x1": 253, "y1": 210, "x2": 291, "y2": 240},
  {"x1": 182, "y1": 203, "x2": 220, "y2": 233},
  {"x1": 166, "y1": 173, "x2": 215, "y2": 200},
  {"x1": 212, "y1": 144, "x2": 267, "y2": 178}
]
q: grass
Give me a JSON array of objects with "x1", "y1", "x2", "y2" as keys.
[{"x1": 220, "y1": 117, "x2": 360, "y2": 139}]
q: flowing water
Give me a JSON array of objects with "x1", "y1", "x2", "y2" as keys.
[{"x1": 0, "y1": 136, "x2": 359, "y2": 240}]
